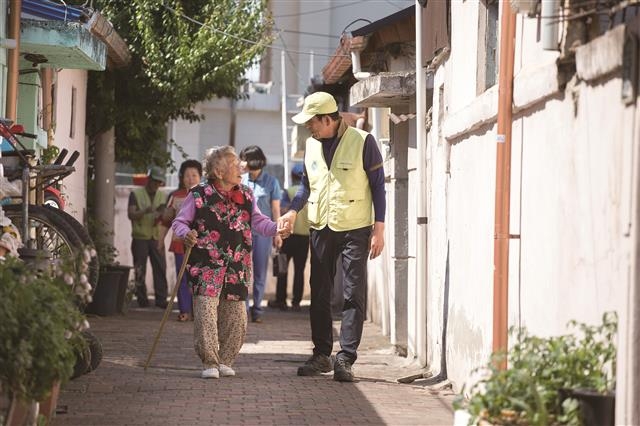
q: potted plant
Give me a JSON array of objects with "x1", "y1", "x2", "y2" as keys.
[
  {"x1": 454, "y1": 312, "x2": 617, "y2": 426},
  {"x1": 0, "y1": 256, "x2": 89, "y2": 425}
]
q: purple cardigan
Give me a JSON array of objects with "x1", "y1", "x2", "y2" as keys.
[{"x1": 172, "y1": 192, "x2": 277, "y2": 239}]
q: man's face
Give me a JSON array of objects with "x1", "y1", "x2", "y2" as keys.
[
  {"x1": 304, "y1": 115, "x2": 333, "y2": 139},
  {"x1": 147, "y1": 179, "x2": 163, "y2": 191}
]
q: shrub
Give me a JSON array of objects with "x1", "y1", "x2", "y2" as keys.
[{"x1": 455, "y1": 312, "x2": 617, "y2": 425}]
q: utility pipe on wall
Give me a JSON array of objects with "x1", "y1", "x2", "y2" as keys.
[
  {"x1": 541, "y1": 0, "x2": 560, "y2": 51},
  {"x1": 492, "y1": 1, "x2": 517, "y2": 367},
  {"x1": 6, "y1": 0, "x2": 22, "y2": 121},
  {"x1": 415, "y1": 0, "x2": 428, "y2": 366}
]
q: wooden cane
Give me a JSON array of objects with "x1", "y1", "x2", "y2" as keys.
[{"x1": 144, "y1": 245, "x2": 192, "y2": 371}]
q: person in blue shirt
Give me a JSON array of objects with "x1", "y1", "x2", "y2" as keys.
[{"x1": 239, "y1": 145, "x2": 282, "y2": 323}]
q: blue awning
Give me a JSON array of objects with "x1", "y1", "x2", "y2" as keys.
[{"x1": 21, "y1": 0, "x2": 87, "y2": 22}]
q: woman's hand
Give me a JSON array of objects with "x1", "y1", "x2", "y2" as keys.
[
  {"x1": 184, "y1": 230, "x2": 198, "y2": 248},
  {"x1": 274, "y1": 235, "x2": 283, "y2": 249}
]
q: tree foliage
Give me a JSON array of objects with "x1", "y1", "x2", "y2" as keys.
[{"x1": 83, "y1": 0, "x2": 272, "y2": 170}]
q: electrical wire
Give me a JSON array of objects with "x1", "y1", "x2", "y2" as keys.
[
  {"x1": 273, "y1": 1, "x2": 362, "y2": 18},
  {"x1": 163, "y1": 3, "x2": 349, "y2": 58},
  {"x1": 277, "y1": 28, "x2": 341, "y2": 39}
]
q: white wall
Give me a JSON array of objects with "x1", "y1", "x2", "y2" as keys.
[{"x1": 427, "y1": 9, "x2": 635, "y2": 391}]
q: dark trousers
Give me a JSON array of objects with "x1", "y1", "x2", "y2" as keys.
[
  {"x1": 275, "y1": 234, "x2": 310, "y2": 305},
  {"x1": 131, "y1": 238, "x2": 168, "y2": 303},
  {"x1": 309, "y1": 226, "x2": 370, "y2": 364}
]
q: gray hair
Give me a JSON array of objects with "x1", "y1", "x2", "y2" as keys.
[{"x1": 203, "y1": 146, "x2": 236, "y2": 179}]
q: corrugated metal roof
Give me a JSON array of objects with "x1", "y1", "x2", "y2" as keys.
[{"x1": 21, "y1": 0, "x2": 87, "y2": 22}]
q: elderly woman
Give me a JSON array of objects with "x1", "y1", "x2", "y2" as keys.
[{"x1": 172, "y1": 146, "x2": 288, "y2": 379}]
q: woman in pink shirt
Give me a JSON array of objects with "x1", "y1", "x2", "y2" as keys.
[{"x1": 162, "y1": 159, "x2": 202, "y2": 322}]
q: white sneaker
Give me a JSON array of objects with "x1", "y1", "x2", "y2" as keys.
[
  {"x1": 201, "y1": 367, "x2": 219, "y2": 379},
  {"x1": 218, "y1": 364, "x2": 235, "y2": 377}
]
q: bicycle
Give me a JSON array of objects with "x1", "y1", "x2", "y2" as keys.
[
  {"x1": 0, "y1": 118, "x2": 102, "y2": 378},
  {"x1": 0, "y1": 118, "x2": 99, "y2": 287}
]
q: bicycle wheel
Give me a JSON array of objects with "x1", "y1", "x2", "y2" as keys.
[
  {"x1": 3, "y1": 204, "x2": 97, "y2": 299},
  {"x1": 39, "y1": 205, "x2": 100, "y2": 290}
]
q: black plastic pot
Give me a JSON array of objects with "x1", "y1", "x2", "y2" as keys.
[{"x1": 571, "y1": 388, "x2": 615, "y2": 426}]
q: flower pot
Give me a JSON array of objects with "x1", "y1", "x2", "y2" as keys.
[
  {"x1": 571, "y1": 389, "x2": 615, "y2": 426},
  {"x1": 85, "y1": 269, "x2": 122, "y2": 316},
  {"x1": 38, "y1": 381, "x2": 61, "y2": 423}
]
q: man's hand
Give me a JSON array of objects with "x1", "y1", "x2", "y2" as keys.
[
  {"x1": 184, "y1": 230, "x2": 198, "y2": 248},
  {"x1": 369, "y1": 222, "x2": 385, "y2": 259},
  {"x1": 278, "y1": 211, "x2": 297, "y2": 238}
]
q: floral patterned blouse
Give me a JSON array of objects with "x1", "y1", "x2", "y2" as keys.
[{"x1": 172, "y1": 181, "x2": 277, "y2": 301}]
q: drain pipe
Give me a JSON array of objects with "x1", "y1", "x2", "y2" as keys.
[
  {"x1": 541, "y1": 0, "x2": 560, "y2": 50},
  {"x1": 6, "y1": 0, "x2": 22, "y2": 121},
  {"x1": 415, "y1": 0, "x2": 428, "y2": 367},
  {"x1": 492, "y1": 1, "x2": 517, "y2": 367},
  {"x1": 350, "y1": 51, "x2": 371, "y2": 80}
]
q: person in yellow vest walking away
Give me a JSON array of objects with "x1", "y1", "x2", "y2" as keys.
[
  {"x1": 268, "y1": 163, "x2": 309, "y2": 312},
  {"x1": 278, "y1": 92, "x2": 386, "y2": 382},
  {"x1": 128, "y1": 166, "x2": 169, "y2": 308}
]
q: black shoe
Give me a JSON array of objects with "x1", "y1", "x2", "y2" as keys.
[
  {"x1": 267, "y1": 299, "x2": 288, "y2": 311},
  {"x1": 291, "y1": 303, "x2": 301, "y2": 312},
  {"x1": 137, "y1": 297, "x2": 149, "y2": 308},
  {"x1": 333, "y1": 357, "x2": 354, "y2": 382},
  {"x1": 155, "y1": 300, "x2": 168, "y2": 309},
  {"x1": 297, "y1": 354, "x2": 332, "y2": 376}
]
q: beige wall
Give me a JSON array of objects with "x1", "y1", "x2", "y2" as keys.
[{"x1": 54, "y1": 69, "x2": 88, "y2": 223}]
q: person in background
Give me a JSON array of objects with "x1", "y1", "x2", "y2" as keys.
[
  {"x1": 172, "y1": 146, "x2": 290, "y2": 379},
  {"x1": 239, "y1": 145, "x2": 282, "y2": 323},
  {"x1": 268, "y1": 163, "x2": 309, "y2": 312},
  {"x1": 128, "y1": 166, "x2": 169, "y2": 308},
  {"x1": 162, "y1": 159, "x2": 203, "y2": 322},
  {"x1": 278, "y1": 92, "x2": 386, "y2": 382}
]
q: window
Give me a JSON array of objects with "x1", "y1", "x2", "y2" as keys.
[{"x1": 477, "y1": 0, "x2": 499, "y2": 94}]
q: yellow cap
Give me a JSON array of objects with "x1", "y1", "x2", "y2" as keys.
[{"x1": 291, "y1": 92, "x2": 338, "y2": 124}]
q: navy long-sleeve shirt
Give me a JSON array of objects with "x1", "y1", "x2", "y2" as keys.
[{"x1": 290, "y1": 132, "x2": 386, "y2": 223}]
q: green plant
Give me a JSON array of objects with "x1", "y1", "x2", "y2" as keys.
[
  {"x1": 40, "y1": 145, "x2": 60, "y2": 165},
  {"x1": 0, "y1": 257, "x2": 87, "y2": 402},
  {"x1": 454, "y1": 312, "x2": 618, "y2": 425}
]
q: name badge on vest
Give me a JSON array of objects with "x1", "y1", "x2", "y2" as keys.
[{"x1": 335, "y1": 160, "x2": 353, "y2": 169}]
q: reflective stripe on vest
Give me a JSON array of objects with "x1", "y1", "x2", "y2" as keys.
[{"x1": 304, "y1": 127, "x2": 373, "y2": 231}]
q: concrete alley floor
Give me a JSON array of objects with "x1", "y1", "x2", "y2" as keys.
[{"x1": 54, "y1": 301, "x2": 456, "y2": 425}]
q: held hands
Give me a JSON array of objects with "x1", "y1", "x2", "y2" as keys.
[
  {"x1": 277, "y1": 211, "x2": 297, "y2": 239},
  {"x1": 184, "y1": 230, "x2": 198, "y2": 248}
]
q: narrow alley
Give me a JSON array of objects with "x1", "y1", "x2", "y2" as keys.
[{"x1": 54, "y1": 303, "x2": 455, "y2": 426}]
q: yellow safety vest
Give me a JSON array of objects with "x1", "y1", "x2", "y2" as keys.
[
  {"x1": 304, "y1": 125, "x2": 373, "y2": 231},
  {"x1": 131, "y1": 188, "x2": 167, "y2": 240}
]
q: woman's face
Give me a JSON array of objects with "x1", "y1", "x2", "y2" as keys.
[
  {"x1": 219, "y1": 154, "x2": 243, "y2": 188},
  {"x1": 182, "y1": 167, "x2": 201, "y2": 189}
]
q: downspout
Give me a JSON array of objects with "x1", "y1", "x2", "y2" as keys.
[
  {"x1": 350, "y1": 51, "x2": 371, "y2": 80},
  {"x1": 541, "y1": 0, "x2": 560, "y2": 50},
  {"x1": 492, "y1": 2, "x2": 517, "y2": 366},
  {"x1": 6, "y1": 0, "x2": 22, "y2": 121},
  {"x1": 415, "y1": 0, "x2": 428, "y2": 366}
]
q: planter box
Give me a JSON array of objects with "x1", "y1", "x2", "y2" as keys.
[
  {"x1": 571, "y1": 389, "x2": 615, "y2": 426},
  {"x1": 111, "y1": 265, "x2": 132, "y2": 314},
  {"x1": 85, "y1": 269, "x2": 120, "y2": 316}
]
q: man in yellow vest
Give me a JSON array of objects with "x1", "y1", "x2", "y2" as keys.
[
  {"x1": 279, "y1": 92, "x2": 386, "y2": 382},
  {"x1": 128, "y1": 166, "x2": 168, "y2": 308}
]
